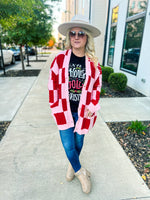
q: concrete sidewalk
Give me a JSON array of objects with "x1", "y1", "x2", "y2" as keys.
[
  {"x1": 0, "y1": 53, "x2": 150, "y2": 200},
  {"x1": 0, "y1": 55, "x2": 48, "y2": 121}
]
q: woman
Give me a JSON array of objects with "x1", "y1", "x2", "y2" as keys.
[{"x1": 48, "y1": 15, "x2": 102, "y2": 194}]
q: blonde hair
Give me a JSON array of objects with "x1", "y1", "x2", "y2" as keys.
[{"x1": 65, "y1": 28, "x2": 98, "y2": 68}]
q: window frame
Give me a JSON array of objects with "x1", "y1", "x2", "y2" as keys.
[
  {"x1": 107, "y1": 5, "x2": 119, "y2": 67},
  {"x1": 120, "y1": 0, "x2": 148, "y2": 75}
]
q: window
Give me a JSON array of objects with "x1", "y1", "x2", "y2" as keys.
[
  {"x1": 120, "y1": 0, "x2": 147, "y2": 75},
  {"x1": 138, "y1": 1, "x2": 141, "y2": 9},
  {"x1": 128, "y1": 0, "x2": 147, "y2": 17},
  {"x1": 132, "y1": 1, "x2": 135, "y2": 9},
  {"x1": 107, "y1": 6, "x2": 119, "y2": 66}
]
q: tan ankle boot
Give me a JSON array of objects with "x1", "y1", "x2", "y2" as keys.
[
  {"x1": 66, "y1": 163, "x2": 75, "y2": 181},
  {"x1": 75, "y1": 167, "x2": 91, "y2": 194}
]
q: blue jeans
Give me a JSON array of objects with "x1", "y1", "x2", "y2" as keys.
[{"x1": 59, "y1": 112, "x2": 85, "y2": 172}]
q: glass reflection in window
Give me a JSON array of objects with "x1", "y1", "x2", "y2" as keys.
[
  {"x1": 107, "y1": 26, "x2": 116, "y2": 66},
  {"x1": 107, "y1": 6, "x2": 119, "y2": 66},
  {"x1": 112, "y1": 6, "x2": 119, "y2": 23},
  {"x1": 121, "y1": 17, "x2": 145, "y2": 74},
  {"x1": 128, "y1": 0, "x2": 147, "y2": 17}
]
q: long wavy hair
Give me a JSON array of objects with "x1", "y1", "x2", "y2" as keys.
[{"x1": 65, "y1": 28, "x2": 98, "y2": 68}]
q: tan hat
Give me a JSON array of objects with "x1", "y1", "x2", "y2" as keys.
[{"x1": 58, "y1": 15, "x2": 101, "y2": 38}]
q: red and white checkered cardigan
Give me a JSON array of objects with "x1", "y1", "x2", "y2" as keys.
[{"x1": 48, "y1": 49, "x2": 102, "y2": 135}]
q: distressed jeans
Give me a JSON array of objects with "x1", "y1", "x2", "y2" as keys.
[{"x1": 59, "y1": 112, "x2": 85, "y2": 172}]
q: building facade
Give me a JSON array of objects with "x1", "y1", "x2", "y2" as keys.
[
  {"x1": 64, "y1": 0, "x2": 109, "y2": 64},
  {"x1": 64, "y1": 0, "x2": 150, "y2": 96},
  {"x1": 105, "y1": 0, "x2": 150, "y2": 96},
  {"x1": 65, "y1": 0, "x2": 75, "y2": 21}
]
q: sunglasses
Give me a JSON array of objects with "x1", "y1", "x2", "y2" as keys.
[{"x1": 69, "y1": 31, "x2": 86, "y2": 38}]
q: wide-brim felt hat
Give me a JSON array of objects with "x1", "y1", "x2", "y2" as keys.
[{"x1": 58, "y1": 15, "x2": 101, "y2": 38}]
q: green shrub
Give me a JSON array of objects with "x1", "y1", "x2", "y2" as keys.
[
  {"x1": 100, "y1": 65, "x2": 105, "y2": 68},
  {"x1": 108, "y1": 72, "x2": 127, "y2": 91},
  {"x1": 127, "y1": 120, "x2": 147, "y2": 135},
  {"x1": 101, "y1": 88, "x2": 105, "y2": 96},
  {"x1": 101, "y1": 66, "x2": 114, "y2": 82},
  {"x1": 144, "y1": 163, "x2": 150, "y2": 169}
]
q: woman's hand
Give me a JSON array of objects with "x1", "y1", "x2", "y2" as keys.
[{"x1": 86, "y1": 108, "x2": 93, "y2": 118}]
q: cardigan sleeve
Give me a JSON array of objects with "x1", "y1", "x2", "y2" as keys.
[
  {"x1": 48, "y1": 57, "x2": 59, "y2": 109},
  {"x1": 87, "y1": 63, "x2": 102, "y2": 113}
]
